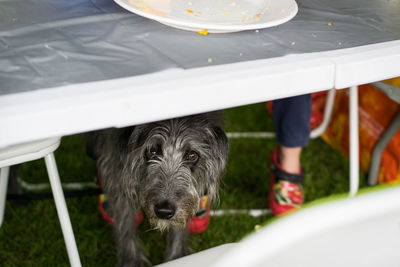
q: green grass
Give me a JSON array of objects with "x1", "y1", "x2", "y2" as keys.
[{"x1": 0, "y1": 102, "x2": 366, "y2": 266}]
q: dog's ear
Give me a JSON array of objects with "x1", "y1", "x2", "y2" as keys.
[
  {"x1": 85, "y1": 132, "x2": 98, "y2": 160},
  {"x1": 203, "y1": 126, "x2": 229, "y2": 205},
  {"x1": 129, "y1": 125, "x2": 152, "y2": 151},
  {"x1": 211, "y1": 126, "x2": 229, "y2": 161},
  {"x1": 120, "y1": 127, "x2": 149, "y2": 209}
]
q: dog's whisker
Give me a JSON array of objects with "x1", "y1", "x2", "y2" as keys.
[{"x1": 145, "y1": 226, "x2": 159, "y2": 232}]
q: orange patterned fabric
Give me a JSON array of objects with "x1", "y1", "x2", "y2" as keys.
[{"x1": 322, "y1": 81, "x2": 400, "y2": 184}]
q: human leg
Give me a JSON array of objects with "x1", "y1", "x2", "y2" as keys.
[
  {"x1": 269, "y1": 94, "x2": 311, "y2": 215},
  {"x1": 279, "y1": 146, "x2": 302, "y2": 175}
]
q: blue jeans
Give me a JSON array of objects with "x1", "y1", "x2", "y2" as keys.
[{"x1": 273, "y1": 94, "x2": 312, "y2": 148}]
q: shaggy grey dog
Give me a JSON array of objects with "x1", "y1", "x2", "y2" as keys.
[{"x1": 87, "y1": 112, "x2": 229, "y2": 267}]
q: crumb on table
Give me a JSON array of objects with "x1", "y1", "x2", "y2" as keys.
[{"x1": 197, "y1": 29, "x2": 208, "y2": 35}]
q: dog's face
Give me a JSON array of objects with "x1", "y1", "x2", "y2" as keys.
[{"x1": 122, "y1": 114, "x2": 229, "y2": 231}]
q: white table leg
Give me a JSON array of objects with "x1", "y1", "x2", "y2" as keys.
[
  {"x1": 349, "y1": 85, "x2": 359, "y2": 197},
  {"x1": 0, "y1": 167, "x2": 10, "y2": 228},
  {"x1": 310, "y1": 88, "x2": 336, "y2": 139},
  {"x1": 45, "y1": 153, "x2": 82, "y2": 267}
]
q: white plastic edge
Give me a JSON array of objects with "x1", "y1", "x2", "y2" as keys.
[
  {"x1": 0, "y1": 53, "x2": 334, "y2": 149},
  {"x1": 1, "y1": 40, "x2": 399, "y2": 148},
  {"x1": 210, "y1": 186, "x2": 400, "y2": 267},
  {"x1": 330, "y1": 40, "x2": 400, "y2": 89}
]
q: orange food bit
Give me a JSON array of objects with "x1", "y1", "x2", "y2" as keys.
[
  {"x1": 187, "y1": 9, "x2": 194, "y2": 13},
  {"x1": 255, "y1": 13, "x2": 261, "y2": 18}
]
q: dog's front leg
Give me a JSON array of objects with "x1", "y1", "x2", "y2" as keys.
[
  {"x1": 165, "y1": 225, "x2": 189, "y2": 261},
  {"x1": 113, "y1": 197, "x2": 146, "y2": 267}
]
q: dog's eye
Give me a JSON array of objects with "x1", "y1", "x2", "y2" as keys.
[
  {"x1": 146, "y1": 146, "x2": 161, "y2": 160},
  {"x1": 185, "y1": 151, "x2": 199, "y2": 163}
]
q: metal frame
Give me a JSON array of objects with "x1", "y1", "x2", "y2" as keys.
[
  {"x1": 367, "y1": 81, "x2": 400, "y2": 186},
  {"x1": 227, "y1": 87, "x2": 360, "y2": 196},
  {"x1": 349, "y1": 85, "x2": 359, "y2": 197}
]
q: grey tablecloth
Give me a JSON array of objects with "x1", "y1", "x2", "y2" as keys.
[{"x1": 0, "y1": 0, "x2": 399, "y2": 95}]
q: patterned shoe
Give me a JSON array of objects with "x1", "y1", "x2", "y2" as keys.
[
  {"x1": 269, "y1": 147, "x2": 305, "y2": 216},
  {"x1": 187, "y1": 195, "x2": 210, "y2": 234}
]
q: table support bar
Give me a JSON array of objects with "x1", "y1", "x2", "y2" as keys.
[{"x1": 349, "y1": 85, "x2": 359, "y2": 197}]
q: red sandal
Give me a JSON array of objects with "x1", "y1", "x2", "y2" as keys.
[{"x1": 269, "y1": 147, "x2": 305, "y2": 216}]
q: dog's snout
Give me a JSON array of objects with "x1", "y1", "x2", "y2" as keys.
[{"x1": 154, "y1": 200, "x2": 176, "y2": 219}]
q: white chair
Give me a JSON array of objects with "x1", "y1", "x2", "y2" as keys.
[
  {"x1": 156, "y1": 185, "x2": 400, "y2": 267},
  {"x1": 0, "y1": 138, "x2": 81, "y2": 267}
]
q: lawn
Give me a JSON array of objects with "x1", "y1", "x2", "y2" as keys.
[{"x1": 0, "y1": 102, "x2": 365, "y2": 266}]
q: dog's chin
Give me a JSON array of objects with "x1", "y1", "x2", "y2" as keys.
[
  {"x1": 144, "y1": 204, "x2": 197, "y2": 233},
  {"x1": 148, "y1": 217, "x2": 187, "y2": 233}
]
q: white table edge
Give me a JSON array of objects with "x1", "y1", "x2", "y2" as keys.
[{"x1": 1, "y1": 40, "x2": 400, "y2": 148}]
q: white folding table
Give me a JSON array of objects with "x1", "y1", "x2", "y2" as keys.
[
  {"x1": 1, "y1": 0, "x2": 399, "y2": 193},
  {"x1": 1, "y1": 0, "x2": 400, "y2": 265}
]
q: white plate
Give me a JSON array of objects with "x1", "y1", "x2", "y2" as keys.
[{"x1": 114, "y1": 0, "x2": 298, "y2": 33}]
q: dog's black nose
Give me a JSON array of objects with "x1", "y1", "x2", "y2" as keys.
[{"x1": 154, "y1": 200, "x2": 176, "y2": 219}]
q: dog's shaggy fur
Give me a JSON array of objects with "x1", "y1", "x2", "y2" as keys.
[{"x1": 87, "y1": 112, "x2": 229, "y2": 266}]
